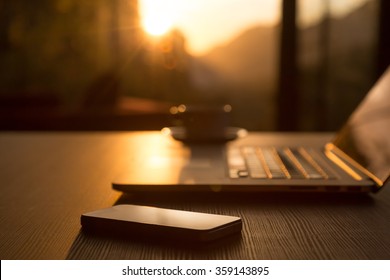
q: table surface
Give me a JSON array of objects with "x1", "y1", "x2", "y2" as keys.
[{"x1": 1, "y1": 131, "x2": 389, "y2": 260}]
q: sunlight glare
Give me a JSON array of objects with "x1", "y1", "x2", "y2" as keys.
[
  {"x1": 140, "y1": 0, "x2": 177, "y2": 36},
  {"x1": 139, "y1": 0, "x2": 280, "y2": 55},
  {"x1": 139, "y1": 0, "x2": 367, "y2": 55},
  {"x1": 142, "y1": 12, "x2": 173, "y2": 36}
]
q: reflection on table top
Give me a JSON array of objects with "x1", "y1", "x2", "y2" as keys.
[{"x1": 0, "y1": 131, "x2": 389, "y2": 259}]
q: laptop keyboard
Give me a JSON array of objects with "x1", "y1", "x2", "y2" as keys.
[{"x1": 227, "y1": 147, "x2": 333, "y2": 179}]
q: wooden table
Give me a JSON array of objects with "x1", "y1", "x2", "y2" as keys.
[{"x1": 1, "y1": 131, "x2": 389, "y2": 259}]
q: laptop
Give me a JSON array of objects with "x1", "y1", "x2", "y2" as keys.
[{"x1": 113, "y1": 67, "x2": 390, "y2": 194}]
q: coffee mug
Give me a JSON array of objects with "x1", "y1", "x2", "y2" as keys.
[{"x1": 170, "y1": 104, "x2": 232, "y2": 140}]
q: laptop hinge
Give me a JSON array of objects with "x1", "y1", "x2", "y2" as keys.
[{"x1": 324, "y1": 143, "x2": 384, "y2": 187}]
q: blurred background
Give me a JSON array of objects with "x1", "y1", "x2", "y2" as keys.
[{"x1": 0, "y1": 0, "x2": 388, "y2": 131}]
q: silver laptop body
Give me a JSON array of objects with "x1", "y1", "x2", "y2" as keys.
[{"x1": 113, "y1": 67, "x2": 390, "y2": 194}]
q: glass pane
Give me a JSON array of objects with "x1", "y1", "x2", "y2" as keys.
[
  {"x1": 297, "y1": 0, "x2": 379, "y2": 131},
  {"x1": 138, "y1": 0, "x2": 282, "y2": 130},
  {"x1": 0, "y1": 0, "x2": 281, "y2": 131}
]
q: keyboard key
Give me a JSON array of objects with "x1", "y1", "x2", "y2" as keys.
[
  {"x1": 278, "y1": 149, "x2": 305, "y2": 179},
  {"x1": 242, "y1": 147, "x2": 268, "y2": 179},
  {"x1": 290, "y1": 148, "x2": 326, "y2": 179},
  {"x1": 260, "y1": 148, "x2": 288, "y2": 179}
]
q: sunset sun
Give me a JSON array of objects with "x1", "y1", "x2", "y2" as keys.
[
  {"x1": 138, "y1": 0, "x2": 365, "y2": 55},
  {"x1": 140, "y1": 0, "x2": 177, "y2": 36},
  {"x1": 139, "y1": 0, "x2": 280, "y2": 54},
  {"x1": 142, "y1": 13, "x2": 173, "y2": 36}
]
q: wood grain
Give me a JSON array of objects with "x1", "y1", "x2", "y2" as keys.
[{"x1": 1, "y1": 131, "x2": 390, "y2": 259}]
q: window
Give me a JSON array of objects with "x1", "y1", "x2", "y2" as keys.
[
  {"x1": 0, "y1": 0, "x2": 385, "y2": 131},
  {"x1": 297, "y1": 0, "x2": 380, "y2": 130}
]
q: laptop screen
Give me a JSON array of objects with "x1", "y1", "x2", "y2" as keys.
[{"x1": 332, "y1": 68, "x2": 390, "y2": 186}]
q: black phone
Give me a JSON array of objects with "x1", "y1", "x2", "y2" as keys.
[{"x1": 81, "y1": 204, "x2": 242, "y2": 242}]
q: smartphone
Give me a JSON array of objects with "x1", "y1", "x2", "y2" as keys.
[{"x1": 81, "y1": 204, "x2": 242, "y2": 242}]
